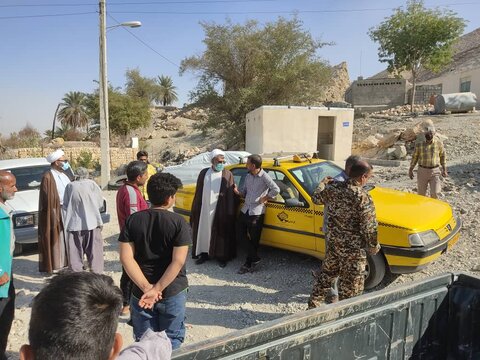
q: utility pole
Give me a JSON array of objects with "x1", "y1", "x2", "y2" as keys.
[{"x1": 99, "y1": 0, "x2": 110, "y2": 189}]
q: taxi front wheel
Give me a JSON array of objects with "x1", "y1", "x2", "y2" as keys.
[{"x1": 364, "y1": 252, "x2": 387, "y2": 290}]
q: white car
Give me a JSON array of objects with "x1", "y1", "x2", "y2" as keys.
[{"x1": 0, "y1": 157, "x2": 110, "y2": 254}]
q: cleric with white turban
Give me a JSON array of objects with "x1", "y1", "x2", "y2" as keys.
[
  {"x1": 190, "y1": 148, "x2": 237, "y2": 267},
  {"x1": 38, "y1": 148, "x2": 71, "y2": 273}
]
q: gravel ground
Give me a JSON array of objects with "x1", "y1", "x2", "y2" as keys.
[{"x1": 5, "y1": 112, "x2": 480, "y2": 358}]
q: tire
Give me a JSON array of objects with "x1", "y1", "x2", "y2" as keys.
[
  {"x1": 364, "y1": 252, "x2": 387, "y2": 289},
  {"x1": 13, "y1": 242, "x2": 23, "y2": 256}
]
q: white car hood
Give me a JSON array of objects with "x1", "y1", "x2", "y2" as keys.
[{"x1": 5, "y1": 190, "x2": 39, "y2": 214}]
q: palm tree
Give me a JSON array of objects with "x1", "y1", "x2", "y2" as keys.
[
  {"x1": 157, "y1": 75, "x2": 178, "y2": 106},
  {"x1": 57, "y1": 91, "x2": 89, "y2": 129}
]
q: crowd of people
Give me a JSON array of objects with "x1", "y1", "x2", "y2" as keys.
[{"x1": 0, "y1": 123, "x2": 447, "y2": 359}]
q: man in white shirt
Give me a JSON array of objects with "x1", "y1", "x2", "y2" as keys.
[{"x1": 63, "y1": 167, "x2": 105, "y2": 273}]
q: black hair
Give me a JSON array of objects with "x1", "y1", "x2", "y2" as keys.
[
  {"x1": 345, "y1": 155, "x2": 361, "y2": 169},
  {"x1": 349, "y1": 161, "x2": 373, "y2": 179},
  {"x1": 136, "y1": 150, "x2": 148, "y2": 159},
  {"x1": 147, "y1": 172, "x2": 183, "y2": 206},
  {"x1": 247, "y1": 154, "x2": 262, "y2": 169},
  {"x1": 28, "y1": 272, "x2": 123, "y2": 360},
  {"x1": 126, "y1": 160, "x2": 147, "y2": 182}
]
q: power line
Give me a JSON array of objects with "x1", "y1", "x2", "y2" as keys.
[
  {"x1": 0, "y1": 0, "x2": 279, "y2": 8},
  {"x1": 107, "y1": 13, "x2": 179, "y2": 68},
  {"x1": 0, "y1": 12, "x2": 96, "y2": 20}
]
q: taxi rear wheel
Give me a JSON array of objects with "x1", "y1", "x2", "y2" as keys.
[{"x1": 364, "y1": 252, "x2": 386, "y2": 290}]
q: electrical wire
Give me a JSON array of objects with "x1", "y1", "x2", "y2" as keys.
[{"x1": 107, "y1": 13, "x2": 179, "y2": 67}]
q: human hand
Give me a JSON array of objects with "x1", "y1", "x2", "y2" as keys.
[
  {"x1": 0, "y1": 272, "x2": 9, "y2": 286},
  {"x1": 321, "y1": 176, "x2": 334, "y2": 184},
  {"x1": 233, "y1": 184, "x2": 240, "y2": 196},
  {"x1": 259, "y1": 195, "x2": 269, "y2": 204},
  {"x1": 139, "y1": 285, "x2": 162, "y2": 309},
  {"x1": 441, "y1": 168, "x2": 448, "y2": 177},
  {"x1": 408, "y1": 168, "x2": 414, "y2": 180},
  {"x1": 367, "y1": 245, "x2": 380, "y2": 255}
]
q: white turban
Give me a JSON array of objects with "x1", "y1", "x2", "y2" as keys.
[
  {"x1": 46, "y1": 149, "x2": 65, "y2": 163},
  {"x1": 210, "y1": 149, "x2": 225, "y2": 160}
]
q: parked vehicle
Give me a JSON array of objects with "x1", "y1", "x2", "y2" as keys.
[
  {"x1": 173, "y1": 154, "x2": 461, "y2": 289},
  {"x1": 0, "y1": 157, "x2": 110, "y2": 254},
  {"x1": 173, "y1": 272, "x2": 480, "y2": 359}
]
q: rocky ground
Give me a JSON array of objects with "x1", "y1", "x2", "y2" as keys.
[{"x1": 5, "y1": 112, "x2": 480, "y2": 359}]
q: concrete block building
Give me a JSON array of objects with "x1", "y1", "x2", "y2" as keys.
[{"x1": 245, "y1": 106, "x2": 354, "y2": 162}]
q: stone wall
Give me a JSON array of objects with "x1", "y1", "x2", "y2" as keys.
[{"x1": 3, "y1": 146, "x2": 137, "y2": 170}]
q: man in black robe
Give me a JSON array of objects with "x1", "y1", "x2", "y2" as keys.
[{"x1": 190, "y1": 149, "x2": 238, "y2": 267}]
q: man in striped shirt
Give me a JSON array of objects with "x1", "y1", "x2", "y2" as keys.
[
  {"x1": 116, "y1": 161, "x2": 149, "y2": 315},
  {"x1": 234, "y1": 154, "x2": 279, "y2": 274},
  {"x1": 409, "y1": 125, "x2": 447, "y2": 198}
]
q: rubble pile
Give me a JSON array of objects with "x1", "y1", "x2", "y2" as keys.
[
  {"x1": 373, "y1": 104, "x2": 431, "y2": 117},
  {"x1": 353, "y1": 118, "x2": 446, "y2": 161}
]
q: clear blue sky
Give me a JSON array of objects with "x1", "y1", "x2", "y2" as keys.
[{"x1": 0, "y1": 0, "x2": 478, "y2": 136}]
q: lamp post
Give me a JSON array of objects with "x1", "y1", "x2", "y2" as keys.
[{"x1": 99, "y1": 0, "x2": 141, "y2": 189}]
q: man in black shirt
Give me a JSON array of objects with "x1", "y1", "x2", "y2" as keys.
[{"x1": 119, "y1": 173, "x2": 191, "y2": 350}]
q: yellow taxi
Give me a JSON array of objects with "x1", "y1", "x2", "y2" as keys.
[{"x1": 173, "y1": 154, "x2": 461, "y2": 288}]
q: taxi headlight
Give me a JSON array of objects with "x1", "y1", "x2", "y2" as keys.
[
  {"x1": 14, "y1": 214, "x2": 35, "y2": 228},
  {"x1": 409, "y1": 230, "x2": 440, "y2": 247}
]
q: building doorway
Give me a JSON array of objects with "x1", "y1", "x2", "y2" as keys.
[{"x1": 317, "y1": 116, "x2": 335, "y2": 160}]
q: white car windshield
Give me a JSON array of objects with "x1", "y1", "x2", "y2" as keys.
[{"x1": 9, "y1": 165, "x2": 50, "y2": 191}]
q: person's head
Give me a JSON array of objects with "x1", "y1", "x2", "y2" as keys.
[
  {"x1": 0, "y1": 170, "x2": 17, "y2": 204},
  {"x1": 210, "y1": 149, "x2": 226, "y2": 172},
  {"x1": 20, "y1": 272, "x2": 123, "y2": 360},
  {"x1": 136, "y1": 150, "x2": 149, "y2": 163},
  {"x1": 246, "y1": 154, "x2": 262, "y2": 174},
  {"x1": 424, "y1": 126, "x2": 435, "y2": 143},
  {"x1": 75, "y1": 167, "x2": 89, "y2": 180},
  {"x1": 344, "y1": 155, "x2": 361, "y2": 176},
  {"x1": 349, "y1": 160, "x2": 373, "y2": 186},
  {"x1": 126, "y1": 160, "x2": 148, "y2": 185},
  {"x1": 46, "y1": 149, "x2": 70, "y2": 172},
  {"x1": 147, "y1": 172, "x2": 183, "y2": 208}
]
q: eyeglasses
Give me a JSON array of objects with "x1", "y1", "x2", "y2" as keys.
[{"x1": 58, "y1": 159, "x2": 68, "y2": 163}]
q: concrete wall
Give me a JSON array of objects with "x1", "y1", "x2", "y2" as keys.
[
  {"x1": 419, "y1": 68, "x2": 480, "y2": 107},
  {"x1": 245, "y1": 106, "x2": 354, "y2": 161},
  {"x1": 345, "y1": 78, "x2": 409, "y2": 106},
  {"x1": 4, "y1": 146, "x2": 138, "y2": 170}
]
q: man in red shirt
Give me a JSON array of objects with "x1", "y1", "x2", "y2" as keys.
[{"x1": 116, "y1": 161, "x2": 149, "y2": 314}]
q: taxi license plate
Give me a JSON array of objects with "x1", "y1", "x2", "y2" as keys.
[{"x1": 447, "y1": 233, "x2": 460, "y2": 252}]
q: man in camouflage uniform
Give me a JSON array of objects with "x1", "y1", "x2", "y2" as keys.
[{"x1": 308, "y1": 160, "x2": 379, "y2": 308}]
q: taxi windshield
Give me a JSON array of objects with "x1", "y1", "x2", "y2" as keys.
[{"x1": 289, "y1": 161, "x2": 344, "y2": 195}]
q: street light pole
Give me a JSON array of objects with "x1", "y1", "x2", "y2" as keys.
[
  {"x1": 99, "y1": 0, "x2": 110, "y2": 189},
  {"x1": 98, "y1": 0, "x2": 141, "y2": 189}
]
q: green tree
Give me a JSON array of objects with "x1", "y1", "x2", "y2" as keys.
[
  {"x1": 369, "y1": 0, "x2": 465, "y2": 111},
  {"x1": 180, "y1": 17, "x2": 331, "y2": 146},
  {"x1": 85, "y1": 88, "x2": 151, "y2": 137},
  {"x1": 57, "y1": 91, "x2": 89, "y2": 129},
  {"x1": 157, "y1": 75, "x2": 178, "y2": 106},
  {"x1": 125, "y1": 68, "x2": 159, "y2": 104}
]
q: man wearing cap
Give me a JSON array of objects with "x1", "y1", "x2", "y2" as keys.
[
  {"x1": 38, "y1": 149, "x2": 72, "y2": 273},
  {"x1": 63, "y1": 167, "x2": 105, "y2": 274},
  {"x1": 409, "y1": 125, "x2": 447, "y2": 199},
  {"x1": 190, "y1": 149, "x2": 238, "y2": 267}
]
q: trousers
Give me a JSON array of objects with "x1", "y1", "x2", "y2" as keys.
[
  {"x1": 0, "y1": 280, "x2": 15, "y2": 360},
  {"x1": 67, "y1": 227, "x2": 104, "y2": 273},
  {"x1": 308, "y1": 246, "x2": 366, "y2": 308},
  {"x1": 417, "y1": 166, "x2": 442, "y2": 198},
  {"x1": 237, "y1": 212, "x2": 264, "y2": 265}
]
